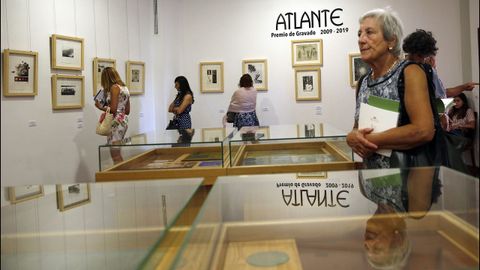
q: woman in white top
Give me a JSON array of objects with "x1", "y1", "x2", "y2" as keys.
[{"x1": 227, "y1": 74, "x2": 259, "y2": 129}]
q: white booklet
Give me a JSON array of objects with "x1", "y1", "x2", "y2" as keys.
[{"x1": 358, "y1": 96, "x2": 399, "y2": 157}]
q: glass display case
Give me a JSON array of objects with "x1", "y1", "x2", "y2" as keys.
[
  {"x1": 96, "y1": 128, "x2": 237, "y2": 182},
  {"x1": 1, "y1": 178, "x2": 203, "y2": 270},
  {"x1": 151, "y1": 166, "x2": 478, "y2": 270},
  {"x1": 228, "y1": 124, "x2": 354, "y2": 175}
]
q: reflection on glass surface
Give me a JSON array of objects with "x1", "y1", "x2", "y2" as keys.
[
  {"x1": 99, "y1": 128, "x2": 236, "y2": 171},
  {"x1": 168, "y1": 166, "x2": 478, "y2": 270},
  {"x1": 1, "y1": 178, "x2": 202, "y2": 270}
]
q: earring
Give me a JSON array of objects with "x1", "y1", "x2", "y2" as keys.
[{"x1": 388, "y1": 47, "x2": 393, "y2": 51}]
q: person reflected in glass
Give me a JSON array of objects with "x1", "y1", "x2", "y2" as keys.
[
  {"x1": 226, "y1": 74, "x2": 259, "y2": 130},
  {"x1": 444, "y1": 93, "x2": 475, "y2": 137},
  {"x1": 100, "y1": 67, "x2": 130, "y2": 164},
  {"x1": 360, "y1": 167, "x2": 442, "y2": 269},
  {"x1": 168, "y1": 76, "x2": 194, "y2": 129}
]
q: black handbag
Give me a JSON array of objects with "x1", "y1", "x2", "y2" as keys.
[
  {"x1": 390, "y1": 63, "x2": 468, "y2": 173},
  {"x1": 166, "y1": 119, "x2": 179, "y2": 130},
  {"x1": 226, "y1": 112, "x2": 237, "y2": 123}
]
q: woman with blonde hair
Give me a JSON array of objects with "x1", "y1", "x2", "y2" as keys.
[{"x1": 100, "y1": 67, "x2": 130, "y2": 163}]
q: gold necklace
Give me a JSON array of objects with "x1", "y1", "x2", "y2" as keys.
[{"x1": 371, "y1": 59, "x2": 399, "y2": 79}]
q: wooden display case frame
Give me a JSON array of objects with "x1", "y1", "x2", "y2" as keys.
[
  {"x1": 96, "y1": 146, "x2": 228, "y2": 184},
  {"x1": 227, "y1": 140, "x2": 354, "y2": 176}
]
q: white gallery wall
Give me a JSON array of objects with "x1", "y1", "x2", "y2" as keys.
[{"x1": 1, "y1": 0, "x2": 479, "y2": 187}]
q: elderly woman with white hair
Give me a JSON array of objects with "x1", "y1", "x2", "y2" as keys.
[{"x1": 347, "y1": 8, "x2": 436, "y2": 169}]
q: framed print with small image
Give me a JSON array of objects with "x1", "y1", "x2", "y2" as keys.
[
  {"x1": 56, "y1": 183, "x2": 91, "y2": 211},
  {"x1": 93, "y1": 58, "x2": 116, "y2": 96},
  {"x1": 294, "y1": 67, "x2": 321, "y2": 101},
  {"x1": 349, "y1": 53, "x2": 371, "y2": 88},
  {"x1": 51, "y1": 34, "x2": 84, "y2": 70},
  {"x1": 51, "y1": 74, "x2": 85, "y2": 109},
  {"x1": 8, "y1": 185, "x2": 44, "y2": 204},
  {"x1": 200, "y1": 62, "x2": 224, "y2": 93},
  {"x1": 296, "y1": 123, "x2": 324, "y2": 138},
  {"x1": 291, "y1": 39, "x2": 323, "y2": 67},
  {"x1": 242, "y1": 59, "x2": 268, "y2": 91},
  {"x1": 126, "y1": 61, "x2": 145, "y2": 95},
  {"x1": 202, "y1": 128, "x2": 226, "y2": 142},
  {"x1": 3, "y1": 49, "x2": 38, "y2": 96}
]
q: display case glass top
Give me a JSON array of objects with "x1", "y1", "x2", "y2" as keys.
[
  {"x1": 1, "y1": 178, "x2": 203, "y2": 270},
  {"x1": 228, "y1": 124, "x2": 353, "y2": 172},
  {"x1": 160, "y1": 166, "x2": 479, "y2": 270},
  {"x1": 98, "y1": 128, "x2": 237, "y2": 172}
]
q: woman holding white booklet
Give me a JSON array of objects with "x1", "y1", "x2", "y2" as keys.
[{"x1": 347, "y1": 8, "x2": 435, "y2": 169}]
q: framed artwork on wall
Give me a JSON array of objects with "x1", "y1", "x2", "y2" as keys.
[
  {"x1": 3, "y1": 49, "x2": 38, "y2": 96},
  {"x1": 202, "y1": 128, "x2": 226, "y2": 142},
  {"x1": 8, "y1": 185, "x2": 44, "y2": 204},
  {"x1": 50, "y1": 34, "x2": 84, "y2": 70},
  {"x1": 242, "y1": 59, "x2": 268, "y2": 91},
  {"x1": 200, "y1": 62, "x2": 224, "y2": 93},
  {"x1": 93, "y1": 57, "x2": 116, "y2": 96},
  {"x1": 126, "y1": 61, "x2": 145, "y2": 95},
  {"x1": 296, "y1": 123, "x2": 324, "y2": 138},
  {"x1": 56, "y1": 183, "x2": 91, "y2": 211},
  {"x1": 294, "y1": 67, "x2": 321, "y2": 101},
  {"x1": 51, "y1": 74, "x2": 85, "y2": 109},
  {"x1": 349, "y1": 53, "x2": 371, "y2": 88},
  {"x1": 291, "y1": 39, "x2": 323, "y2": 67}
]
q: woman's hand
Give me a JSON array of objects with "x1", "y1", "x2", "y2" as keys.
[{"x1": 347, "y1": 128, "x2": 378, "y2": 158}]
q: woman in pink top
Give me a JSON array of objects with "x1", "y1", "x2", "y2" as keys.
[
  {"x1": 445, "y1": 93, "x2": 475, "y2": 137},
  {"x1": 227, "y1": 74, "x2": 259, "y2": 129}
]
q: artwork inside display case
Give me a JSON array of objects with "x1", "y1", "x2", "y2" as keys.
[
  {"x1": 8, "y1": 185, "x2": 44, "y2": 204},
  {"x1": 349, "y1": 53, "x2": 371, "y2": 87},
  {"x1": 51, "y1": 74, "x2": 85, "y2": 109},
  {"x1": 200, "y1": 62, "x2": 224, "y2": 93},
  {"x1": 126, "y1": 61, "x2": 145, "y2": 95},
  {"x1": 93, "y1": 57, "x2": 116, "y2": 96},
  {"x1": 2, "y1": 49, "x2": 38, "y2": 96},
  {"x1": 242, "y1": 59, "x2": 268, "y2": 91},
  {"x1": 291, "y1": 39, "x2": 323, "y2": 67},
  {"x1": 50, "y1": 34, "x2": 84, "y2": 70},
  {"x1": 56, "y1": 183, "x2": 91, "y2": 211},
  {"x1": 294, "y1": 67, "x2": 321, "y2": 101}
]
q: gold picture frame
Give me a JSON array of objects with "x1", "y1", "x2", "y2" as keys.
[
  {"x1": 202, "y1": 128, "x2": 226, "y2": 142},
  {"x1": 349, "y1": 53, "x2": 371, "y2": 88},
  {"x1": 56, "y1": 183, "x2": 91, "y2": 211},
  {"x1": 3, "y1": 49, "x2": 38, "y2": 96},
  {"x1": 51, "y1": 74, "x2": 85, "y2": 110},
  {"x1": 93, "y1": 57, "x2": 116, "y2": 96},
  {"x1": 242, "y1": 59, "x2": 268, "y2": 91},
  {"x1": 200, "y1": 62, "x2": 224, "y2": 93},
  {"x1": 296, "y1": 171, "x2": 328, "y2": 179},
  {"x1": 291, "y1": 39, "x2": 323, "y2": 67},
  {"x1": 294, "y1": 67, "x2": 321, "y2": 101},
  {"x1": 8, "y1": 185, "x2": 44, "y2": 204},
  {"x1": 126, "y1": 61, "x2": 145, "y2": 95},
  {"x1": 50, "y1": 34, "x2": 84, "y2": 70}
]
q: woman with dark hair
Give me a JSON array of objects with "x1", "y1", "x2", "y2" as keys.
[
  {"x1": 226, "y1": 74, "x2": 259, "y2": 129},
  {"x1": 445, "y1": 93, "x2": 475, "y2": 136},
  {"x1": 168, "y1": 76, "x2": 194, "y2": 129}
]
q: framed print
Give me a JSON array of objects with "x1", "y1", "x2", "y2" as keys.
[
  {"x1": 291, "y1": 39, "x2": 323, "y2": 67},
  {"x1": 294, "y1": 67, "x2": 321, "y2": 101},
  {"x1": 242, "y1": 59, "x2": 268, "y2": 91},
  {"x1": 50, "y1": 34, "x2": 84, "y2": 70},
  {"x1": 296, "y1": 123, "x2": 324, "y2": 138},
  {"x1": 200, "y1": 62, "x2": 224, "y2": 93},
  {"x1": 130, "y1": 133, "x2": 147, "y2": 144},
  {"x1": 349, "y1": 53, "x2": 371, "y2": 88},
  {"x1": 8, "y1": 185, "x2": 44, "y2": 204},
  {"x1": 56, "y1": 183, "x2": 91, "y2": 211},
  {"x1": 202, "y1": 128, "x2": 226, "y2": 142},
  {"x1": 3, "y1": 49, "x2": 38, "y2": 96},
  {"x1": 51, "y1": 74, "x2": 85, "y2": 109},
  {"x1": 296, "y1": 171, "x2": 328, "y2": 179},
  {"x1": 93, "y1": 57, "x2": 116, "y2": 96},
  {"x1": 126, "y1": 61, "x2": 145, "y2": 95}
]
